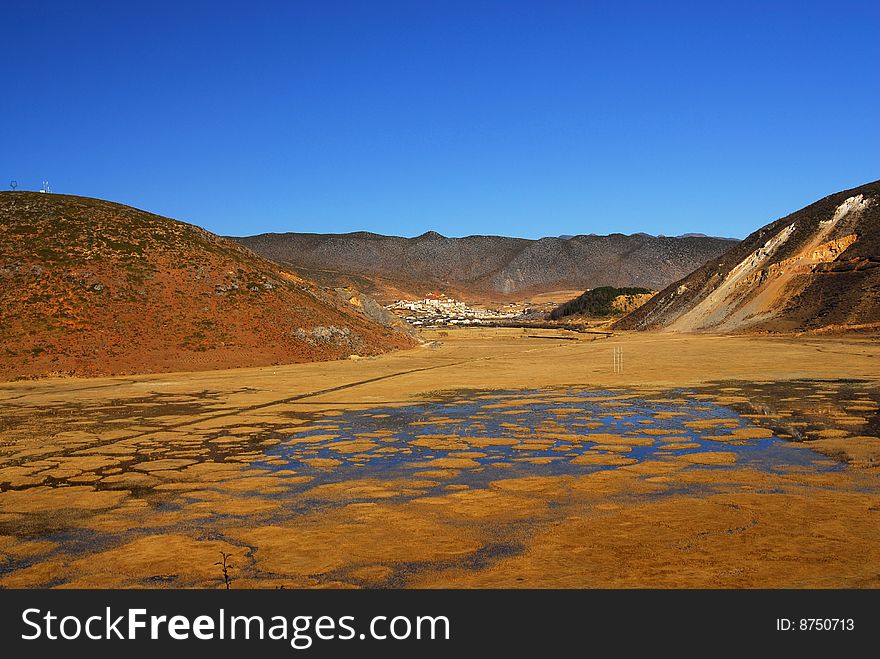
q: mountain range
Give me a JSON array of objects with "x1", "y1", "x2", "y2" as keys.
[
  {"x1": 2, "y1": 178, "x2": 875, "y2": 382},
  {"x1": 233, "y1": 231, "x2": 737, "y2": 302}
]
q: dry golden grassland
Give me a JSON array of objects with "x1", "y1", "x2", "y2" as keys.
[{"x1": 1, "y1": 329, "x2": 878, "y2": 588}]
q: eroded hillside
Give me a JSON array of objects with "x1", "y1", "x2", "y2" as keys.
[{"x1": 616, "y1": 181, "x2": 880, "y2": 333}]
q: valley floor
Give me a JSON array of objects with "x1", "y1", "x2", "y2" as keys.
[{"x1": 1, "y1": 329, "x2": 878, "y2": 587}]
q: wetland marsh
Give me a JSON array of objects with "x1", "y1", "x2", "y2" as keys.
[{"x1": 1, "y1": 330, "x2": 878, "y2": 588}]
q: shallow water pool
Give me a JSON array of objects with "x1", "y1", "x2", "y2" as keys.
[{"x1": 256, "y1": 387, "x2": 841, "y2": 494}]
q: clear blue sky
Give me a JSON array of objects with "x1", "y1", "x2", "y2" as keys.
[{"x1": 2, "y1": 1, "x2": 877, "y2": 239}]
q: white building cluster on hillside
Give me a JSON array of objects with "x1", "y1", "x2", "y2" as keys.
[{"x1": 387, "y1": 292, "x2": 525, "y2": 327}]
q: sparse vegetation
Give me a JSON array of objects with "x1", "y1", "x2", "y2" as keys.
[
  {"x1": 215, "y1": 551, "x2": 233, "y2": 589},
  {"x1": 0, "y1": 191, "x2": 415, "y2": 379}
]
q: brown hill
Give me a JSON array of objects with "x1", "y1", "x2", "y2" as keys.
[
  {"x1": 615, "y1": 180, "x2": 880, "y2": 333},
  {"x1": 0, "y1": 193, "x2": 416, "y2": 379},
  {"x1": 233, "y1": 230, "x2": 736, "y2": 303}
]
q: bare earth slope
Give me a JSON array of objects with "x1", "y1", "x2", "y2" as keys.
[
  {"x1": 616, "y1": 180, "x2": 880, "y2": 333},
  {"x1": 0, "y1": 193, "x2": 415, "y2": 379},
  {"x1": 234, "y1": 230, "x2": 735, "y2": 302}
]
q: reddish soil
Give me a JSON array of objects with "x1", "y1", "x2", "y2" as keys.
[{"x1": 0, "y1": 193, "x2": 416, "y2": 380}]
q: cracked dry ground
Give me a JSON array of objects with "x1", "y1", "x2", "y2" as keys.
[{"x1": 1, "y1": 329, "x2": 879, "y2": 588}]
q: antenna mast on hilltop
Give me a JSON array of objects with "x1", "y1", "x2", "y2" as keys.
[
  {"x1": 9, "y1": 180, "x2": 16, "y2": 191},
  {"x1": 40, "y1": 180, "x2": 51, "y2": 193}
]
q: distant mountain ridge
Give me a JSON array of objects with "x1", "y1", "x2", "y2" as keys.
[
  {"x1": 615, "y1": 180, "x2": 880, "y2": 334},
  {"x1": 234, "y1": 230, "x2": 737, "y2": 302}
]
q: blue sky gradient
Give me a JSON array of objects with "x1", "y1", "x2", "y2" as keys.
[{"x1": 2, "y1": 1, "x2": 878, "y2": 239}]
